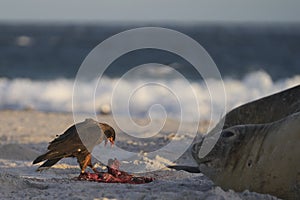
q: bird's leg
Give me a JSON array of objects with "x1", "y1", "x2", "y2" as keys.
[
  {"x1": 78, "y1": 153, "x2": 91, "y2": 174},
  {"x1": 88, "y1": 159, "x2": 100, "y2": 174},
  {"x1": 78, "y1": 153, "x2": 101, "y2": 174},
  {"x1": 87, "y1": 158, "x2": 100, "y2": 173}
]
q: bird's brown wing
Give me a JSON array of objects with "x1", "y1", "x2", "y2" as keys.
[
  {"x1": 33, "y1": 119, "x2": 105, "y2": 172},
  {"x1": 33, "y1": 124, "x2": 84, "y2": 164},
  {"x1": 48, "y1": 124, "x2": 82, "y2": 151},
  {"x1": 46, "y1": 119, "x2": 103, "y2": 158},
  {"x1": 78, "y1": 123, "x2": 104, "y2": 152}
]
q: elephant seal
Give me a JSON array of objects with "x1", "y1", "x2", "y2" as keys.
[
  {"x1": 169, "y1": 85, "x2": 300, "y2": 199},
  {"x1": 193, "y1": 112, "x2": 300, "y2": 199}
]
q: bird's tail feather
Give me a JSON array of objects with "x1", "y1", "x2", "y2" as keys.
[
  {"x1": 32, "y1": 154, "x2": 48, "y2": 164},
  {"x1": 36, "y1": 158, "x2": 61, "y2": 171},
  {"x1": 32, "y1": 151, "x2": 60, "y2": 164}
]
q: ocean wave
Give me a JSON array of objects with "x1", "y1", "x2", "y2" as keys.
[{"x1": 0, "y1": 71, "x2": 299, "y2": 121}]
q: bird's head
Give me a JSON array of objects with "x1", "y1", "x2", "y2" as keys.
[{"x1": 99, "y1": 123, "x2": 116, "y2": 146}]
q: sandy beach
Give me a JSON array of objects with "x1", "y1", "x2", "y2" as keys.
[{"x1": 0, "y1": 110, "x2": 279, "y2": 199}]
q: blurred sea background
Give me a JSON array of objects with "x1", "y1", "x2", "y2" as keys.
[{"x1": 0, "y1": 23, "x2": 299, "y2": 121}]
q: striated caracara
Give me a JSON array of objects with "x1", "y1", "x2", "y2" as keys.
[{"x1": 33, "y1": 118, "x2": 115, "y2": 173}]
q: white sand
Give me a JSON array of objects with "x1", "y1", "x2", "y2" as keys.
[{"x1": 0, "y1": 110, "x2": 279, "y2": 199}]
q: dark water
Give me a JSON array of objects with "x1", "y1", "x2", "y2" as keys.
[{"x1": 0, "y1": 23, "x2": 299, "y2": 81}]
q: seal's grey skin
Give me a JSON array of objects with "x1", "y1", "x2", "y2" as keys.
[
  {"x1": 220, "y1": 85, "x2": 300, "y2": 130},
  {"x1": 192, "y1": 85, "x2": 300, "y2": 160},
  {"x1": 193, "y1": 85, "x2": 300, "y2": 159},
  {"x1": 194, "y1": 112, "x2": 300, "y2": 199},
  {"x1": 190, "y1": 85, "x2": 300, "y2": 199}
]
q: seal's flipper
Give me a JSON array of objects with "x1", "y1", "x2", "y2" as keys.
[{"x1": 167, "y1": 165, "x2": 201, "y2": 173}]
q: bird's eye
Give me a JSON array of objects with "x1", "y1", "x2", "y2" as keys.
[{"x1": 221, "y1": 131, "x2": 235, "y2": 138}]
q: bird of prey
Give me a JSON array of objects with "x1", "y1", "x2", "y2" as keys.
[{"x1": 33, "y1": 118, "x2": 115, "y2": 173}]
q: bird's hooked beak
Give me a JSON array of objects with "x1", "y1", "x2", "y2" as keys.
[
  {"x1": 109, "y1": 137, "x2": 114, "y2": 146},
  {"x1": 105, "y1": 137, "x2": 114, "y2": 147}
]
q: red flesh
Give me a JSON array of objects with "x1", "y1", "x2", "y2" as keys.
[{"x1": 77, "y1": 159, "x2": 154, "y2": 184}]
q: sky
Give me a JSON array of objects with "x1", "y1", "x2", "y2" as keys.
[{"x1": 0, "y1": 0, "x2": 300, "y2": 23}]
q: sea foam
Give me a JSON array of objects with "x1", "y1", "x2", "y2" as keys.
[{"x1": 0, "y1": 71, "x2": 299, "y2": 122}]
